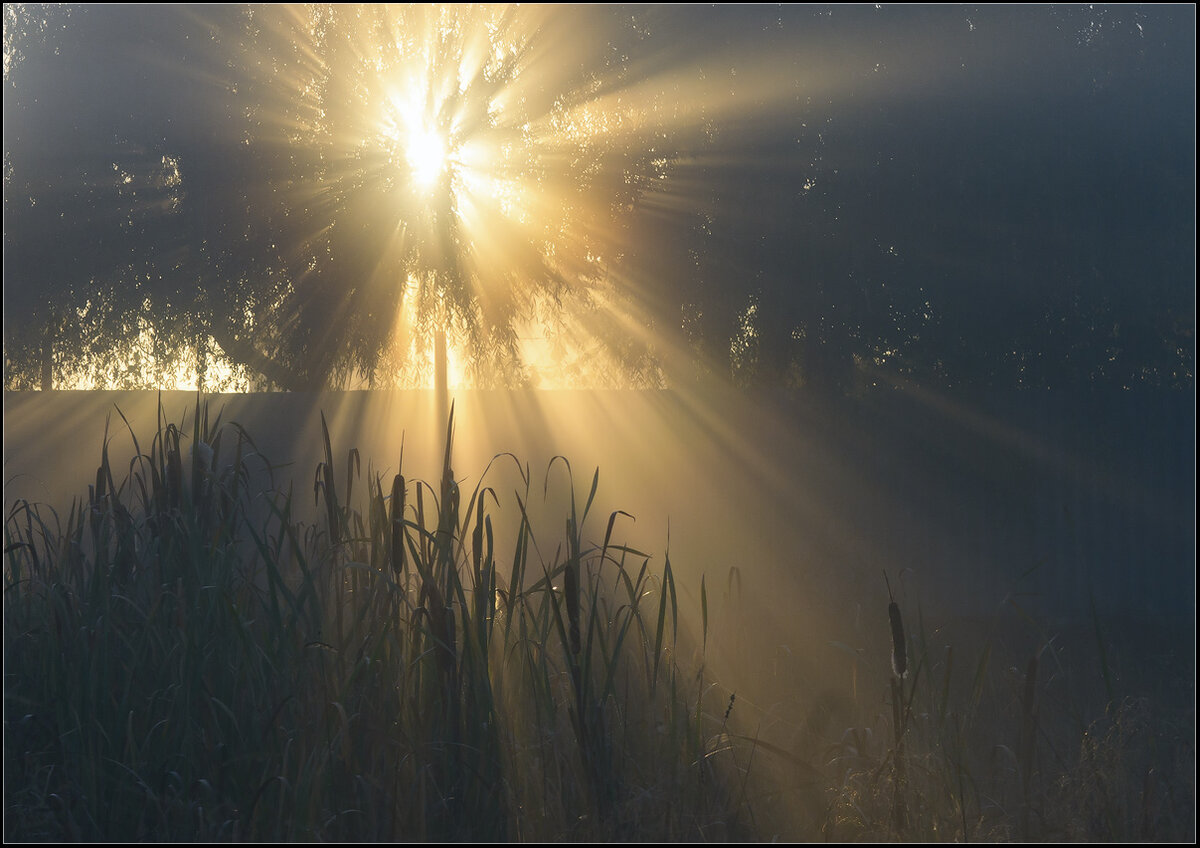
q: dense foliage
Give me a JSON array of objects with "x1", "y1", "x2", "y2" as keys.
[
  {"x1": 3, "y1": 5, "x2": 1193, "y2": 392},
  {"x1": 3, "y1": 400, "x2": 751, "y2": 840}
]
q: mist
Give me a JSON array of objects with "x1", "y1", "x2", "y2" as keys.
[{"x1": 3, "y1": 3, "x2": 1194, "y2": 841}]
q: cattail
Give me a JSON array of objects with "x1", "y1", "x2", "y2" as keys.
[
  {"x1": 191, "y1": 439, "x2": 214, "y2": 514},
  {"x1": 884, "y1": 572, "x2": 907, "y2": 679},
  {"x1": 166, "y1": 426, "x2": 182, "y2": 510},
  {"x1": 889, "y1": 600, "x2": 907, "y2": 679},
  {"x1": 390, "y1": 473, "x2": 405, "y2": 573},
  {"x1": 437, "y1": 469, "x2": 458, "y2": 570},
  {"x1": 565, "y1": 517, "x2": 581, "y2": 655},
  {"x1": 472, "y1": 498, "x2": 485, "y2": 578},
  {"x1": 192, "y1": 439, "x2": 214, "y2": 472}
]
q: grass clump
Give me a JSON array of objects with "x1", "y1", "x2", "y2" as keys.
[
  {"x1": 720, "y1": 574, "x2": 1195, "y2": 843},
  {"x1": 6, "y1": 394, "x2": 1193, "y2": 842},
  {"x1": 3, "y1": 397, "x2": 747, "y2": 842}
]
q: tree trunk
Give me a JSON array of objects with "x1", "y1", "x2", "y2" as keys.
[
  {"x1": 40, "y1": 325, "x2": 53, "y2": 391},
  {"x1": 433, "y1": 167, "x2": 456, "y2": 427},
  {"x1": 208, "y1": 325, "x2": 304, "y2": 391},
  {"x1": 434, "y1": 323, "x2": 449, "y2": 427},
  {"x1": 196, "y1": 331, "x2": 208, "y2": 393}
]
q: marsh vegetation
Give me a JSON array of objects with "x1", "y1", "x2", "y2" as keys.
[{"x1": 4, "y1": 396, "x2": 1193, "y2": 841}]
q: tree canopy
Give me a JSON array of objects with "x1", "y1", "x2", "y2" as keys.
[{"x1": 3, "y1": 4, "x2": 1194, "y2": 393}]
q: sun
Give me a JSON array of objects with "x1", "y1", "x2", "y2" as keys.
[
  {"x1": 379, "y1": 90, "x2": 458, "y2": 197},
  {"x1": 406, "y1": 123, "x2": 450, "y2": 190},
  {"x1": 298, "y1": 4, "x2": 681, "y2": 390}
]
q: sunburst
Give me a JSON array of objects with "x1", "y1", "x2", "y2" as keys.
[{"x1": 255, "y1": 3, "x2": 683, "y2": 391}]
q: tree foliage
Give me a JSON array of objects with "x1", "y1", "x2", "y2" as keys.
[{"x1": 3, "y1": 4, "x2": 1194, "y2": 393}]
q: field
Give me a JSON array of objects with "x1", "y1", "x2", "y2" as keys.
[{"x1": 4, "y1": 385, "x2": 1194, "y2": 841}]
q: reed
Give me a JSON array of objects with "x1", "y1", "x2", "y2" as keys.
[
  {"x1": 4, "y1": 394, "x2": 1192, "y2": 842},
  {"x1": 3, "y1": 395, "x2": 747, "y2": 842},
  {"x1": 885, "y1": 572, "x2": 910, "y2": 837}
]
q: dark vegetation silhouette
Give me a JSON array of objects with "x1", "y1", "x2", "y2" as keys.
[
  {"x1": 2, "y1": 5, "x2": 1193, "y2": 392},
  {"x1": 3, "y1": 397, "x2": 1194, "y2": 840}
]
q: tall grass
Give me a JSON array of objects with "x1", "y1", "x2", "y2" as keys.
[
  {"x1": 717, "y1": 575, "x2": 1195, "y2": 842},
  {"x1": 5, "y1": 395, "x2": 1193, "y2": 842},
  {"x1": 3, "y1": 396, "x2": 746, "y2": 841}
]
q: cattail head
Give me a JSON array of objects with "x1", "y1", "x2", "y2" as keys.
[
  {"x1": 390, "y1": 473, "x2": 406, "y2": 573},
  {"x1": 166, "y1": 426, "x2": 182, "y2": 509},
  {"x1": 565, "y1": 517, "x2": 581, "y2": 655},
  {"x1": 889, "y1": 600, "x2": 907, "y2": 679},
  {"x1": 883, "y1": 571, "x2": 907, "y2": 679}
]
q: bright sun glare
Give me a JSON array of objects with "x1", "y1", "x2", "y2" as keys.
[
  {"x1": 405, "y1": 124, "x2": 450, "y2": 190},
  {"x1": 51, "y1": 4, "x2": 707, "y2": 391}
]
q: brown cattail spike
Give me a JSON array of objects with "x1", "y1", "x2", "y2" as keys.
[
  {"x1": 889, "y1": 601, "x2": 907, "y2": 679},
  {"x1": 884, "y1": 572, "x2": 907, "y2": 679},
  {"x1": 565, "y1": 517, "x2": 581, "y2": 655},
  {"x1": 390, "y1": 473, "x2": 405, "y2": 573}
]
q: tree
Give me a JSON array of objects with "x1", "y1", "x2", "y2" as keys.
[
  {"x1": 4, "y1": 5, "x2": 681, "y2": 392},
  {"x1": 4, "y1": 5, "x2": 1193, "y2": 394}
]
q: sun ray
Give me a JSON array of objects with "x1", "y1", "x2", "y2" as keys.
[{"x1": 6, "y1": 4, "x2": 845, "y2": 393}]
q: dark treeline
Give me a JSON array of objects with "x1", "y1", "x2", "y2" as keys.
[{"x1": 3, "y1": 4, "x2": 1194, "y2": 393}]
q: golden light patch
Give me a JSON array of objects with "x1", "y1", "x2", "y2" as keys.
[{"x1": 406, "y1": 125, "x2": 449, "y2": 189}]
